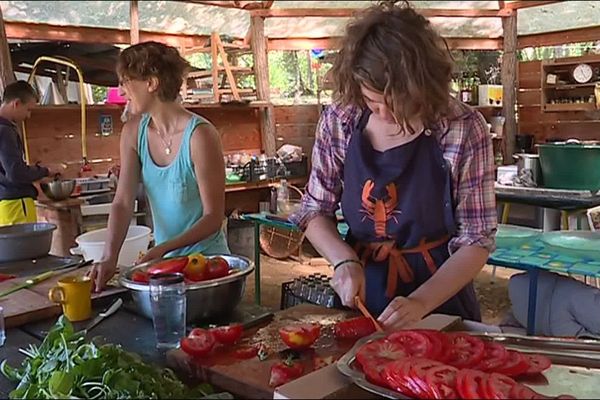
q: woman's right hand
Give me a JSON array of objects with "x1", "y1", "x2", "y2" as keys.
[
  {"x1": 88, "y1": 259, "x2": 118, "y2": 293},
  {"x1": 331, "y1": 261, "x2": 365, "y2": 309}
]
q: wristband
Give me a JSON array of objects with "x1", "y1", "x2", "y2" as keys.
[{"x1": 333, "y1": 259, "x2": 363, "y2": 270}]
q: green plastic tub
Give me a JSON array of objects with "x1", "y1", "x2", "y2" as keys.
[{"x1": 537, "y1": 142, "x2": 600, "y2": 191}]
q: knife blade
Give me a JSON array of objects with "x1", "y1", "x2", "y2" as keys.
[{"x1": 85, "y1": 298, "x2": 123, "y2": 333}]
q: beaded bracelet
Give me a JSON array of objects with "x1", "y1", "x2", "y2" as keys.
[{"x1": 333, "y1": 259, "x2": 363, "y2": 270}]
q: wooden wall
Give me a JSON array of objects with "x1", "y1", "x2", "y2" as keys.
[
  {"x1": 274, "y1": 104, "x2": 321, "y2": 160},
  {"x1": 518, "y1": 59, "x2": 600, "y2": 144}
]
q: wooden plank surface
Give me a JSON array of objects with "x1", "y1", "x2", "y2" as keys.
[{"x1": 167, "y1": 304, "x2": 358, "y2": 399}]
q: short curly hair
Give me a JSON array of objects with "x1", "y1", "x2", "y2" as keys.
[
  {"x1": 330, "y1": 1, "x2": 454, "y2": 132},
  {"x1": 117, "y1": 41, "x2": 190, "y2": 102}
]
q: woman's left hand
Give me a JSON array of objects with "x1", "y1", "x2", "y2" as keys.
[
  {"x1": 139, "y1": 244, "x2": 168, "y2": 264},
  {"x1": 377, "y1": 296, "x2": 428, "y2": 330}
]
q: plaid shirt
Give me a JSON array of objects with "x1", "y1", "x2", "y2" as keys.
[{"x1": 290, "y1": 98, "x2": 498, "y2": 253}]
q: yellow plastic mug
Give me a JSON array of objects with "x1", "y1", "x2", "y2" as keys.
[{"x1": 48, "y1": 275, "x2": 92, "y2": 322}]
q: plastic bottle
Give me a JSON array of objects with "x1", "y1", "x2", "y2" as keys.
[{"x1": 276, "y1": 179, "x2": 289, "y2": 214}]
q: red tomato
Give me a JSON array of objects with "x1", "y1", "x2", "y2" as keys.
[
  {"x1": 356, "y1": 338, "x2": 408, "y2": 370},
  {"x1": 279, "y1": 324, "x2": 321, "y2": 350},
  {"x1": 233, "y1": 345, "x2": 259, "y2": 359},
  {"x1": 210, "y1": 324, "x2": 243, "y2": 345},
  {"x1": 413, "y1": 329, "x2": 449, "y2": 362},
  {"x1": 205, "y1": 257, "x2": 230, "y2": 280},
  {"x1": 456, "y1": 369, "x2": 489, "y2": 399},
  {"x1": 496, "y1": 350, "x2": 531, "y2": 377},
  {"x1": 423, "y1": 364, "x2": 459, "y2": 399},
  {"x1": 269, "y1": 361, "x2": 304, "y2": 387},
  {"x1": 382, "y1": 359, "x2": 422, "y2": 398},
  {"x1": 523, "y1": 354, "x2": 552, "y2": 374},
  {"x1": 387, "y1": 330, "x2": 435, "y2": 358},
  {"x1": 483, "y1": 372, "x2": 518, "y2": 399},
  {"x1": 476, "y1": 341, "x2": 509, "y2": 372},
  {"x1": 445, "y1": 333, "x2": 485, "y2": 369},
  {"x1": 333, "y1": 316, "x2": 376, "y2": 340},
  {"x1": 131, "y1": 270, "x2": 150, "y2": 283},
  {"x1": 147, "y1": 256, "x2": 189, "y2": 275},
  {"x1": 180, "y1": 328, "x2": 216, "y2": 358},
  {"x1": 405, "y1": 358, "x2": 446, "y2": 399}
]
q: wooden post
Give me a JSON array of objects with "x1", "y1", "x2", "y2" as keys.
[
  {"x1": 0, "y1": 7, "x2": 15, "y2": 97},
  {"x1": 130, "y1": 0, "x2": 140, "y2": 45},
  {"x1": 502, "y1": 12, "x2": 517, "y2": 163},
  {"x1": 250, "y1": 15, "x2": 276, "y2": 156}
]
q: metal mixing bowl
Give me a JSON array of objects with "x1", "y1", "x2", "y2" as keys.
[
  {"x1": 40, "y1": 179, "x2": 76, "y2": 201},
  {"x1": 0, "y1": 222, "x2": 57, "y2": 262},
  {"x1": 119, "y1": 254, "x2": 254, "y2": 322}
]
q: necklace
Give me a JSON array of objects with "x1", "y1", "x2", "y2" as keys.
[{"x1": 153, "y1": 126, "x2": 174, "y2": 155}]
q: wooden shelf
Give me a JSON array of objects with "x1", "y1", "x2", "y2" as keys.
[
  {"x1": 33, "y1": 104, "x2": 123, "y2": 111},
  {"x1": 542, "y1": 103, "x2": 597, "y2": 112},
  {"x1": 544, "y1": 82, "x2": 600, "y2": 90}
]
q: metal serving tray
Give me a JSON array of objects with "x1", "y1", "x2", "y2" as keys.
[{"x1": 336, "y1": 331, "x2": 600, "y2": 399}]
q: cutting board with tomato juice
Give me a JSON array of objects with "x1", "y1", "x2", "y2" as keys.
[
  {"x1": 167, "y1": 304, "x2": 361, "y2": 399},
  {"x1": 0, "y1": 265, "x2": 126, "y2": 328}
]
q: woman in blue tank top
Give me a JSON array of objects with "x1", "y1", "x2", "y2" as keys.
[{"x1": 90, "y1": 42, "x2": 230, "y2": 291}]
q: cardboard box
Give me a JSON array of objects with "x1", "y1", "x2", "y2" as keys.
[{"x1": 273, "y1": 314, "x2": 501, "y2": 399}]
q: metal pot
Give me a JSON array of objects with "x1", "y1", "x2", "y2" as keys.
[
  {"x1": 513, "y1": 153, "x2": 543, "y2": 187},
  {"x1": 119, "y1": 254, "x2": 254, "y2": 322},
  {"x1": 0, "y1": 223, "x2": 57, "y2": 263},
  {"x1": 537, "y1": 140, "x2": 600, "y2": 191},
  {"x1": 40, "y1": 178, "x2": 76, "y2": 201}
]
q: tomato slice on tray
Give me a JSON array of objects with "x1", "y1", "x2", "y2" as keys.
[
  {"x1": 334, "y1": 316, "x2": 376, "y2": 340},
  {"x1": 382, "y1": 359, "x2": 428, "y2": 398},
  {"x1": 483, "y1": 372, "x2": 519, "y2": 399},
  {"x1": 445, "y1": 333, "x2": 485, "y2": 369},
  {"x1": 387, "y1": 330, "x2": 435, "y2": 358},
  {"x1": 476, "y1": 341, "x2": 509, "y2": 372},
  {"x1": 523, "y1": 354, "x2": 552, "y2": 374},
  {"x1": 456, "y1": 369, "x2": 489, "y2": 400},
  {"x1": 210, "y1": 323, "x2": 243, "y2": 345},
  {"x1": 356, "y1": 338, "x2": 408, "y2": 369},
  {"x1": 423, "y1": 364, "x2": 459, "y2": 399},
  {"x1": 496, "y1": 350, "x2": 531, "y2": 377},
  {"x1": 180, "y1": 328, "x2": 216, "y2": 357}
]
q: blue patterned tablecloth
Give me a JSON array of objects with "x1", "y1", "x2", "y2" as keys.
[{"x1": 489, "y1": 240, "x2": 600, "y2": 277}]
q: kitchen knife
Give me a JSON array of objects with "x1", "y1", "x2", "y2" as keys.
[
  {"x1": 85, "y1": 298, "x2": 123, "y2": 333},
  {"x1": 0, "y1": 259, "x2": 94, "y2": 299}
]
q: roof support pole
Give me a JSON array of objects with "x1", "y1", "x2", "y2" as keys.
[
  {"x1": 502, "y1": 11, "x2": 518, "y2": 163},
  {"x1": 130, "y1": 0, "x2": 139, "y2": 45}
]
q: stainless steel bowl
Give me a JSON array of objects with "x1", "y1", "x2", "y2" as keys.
[
  {"x1": 0, "y1": 223, "x2": 57, "y2": 262},
  {"x1": 119, "y1": 254, "x2": 254, "y2": 322},
  {"x1": 41, "y1": 179, "x2": 76, "y2": 201}
]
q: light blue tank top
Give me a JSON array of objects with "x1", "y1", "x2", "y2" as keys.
[{"x1": 137, "y1": 113, "x2": 230, "y2": 256}]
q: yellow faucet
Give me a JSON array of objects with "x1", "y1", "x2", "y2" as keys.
[{"x1": 21, "y1": 56, "x2": 87, "y2": 165}]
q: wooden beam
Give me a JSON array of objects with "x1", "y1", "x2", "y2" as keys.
[
  {"x1": 0, "y1": 7, "x2": 16, "y2": 96},
  {"x1": 266, "y1": 37, "x2": 503, "y2": 51},
  {"x1": 4, "y1": 21, "x2": 208, "y2": 48},
  {"x1": 250, "y1": 15, "x2": 276, "y2": 156},
  {"x1": 502, "y1": 12, "x2": 518, "y2": 163},
  {"x1": 518, "y1": 25, "x2": 600, "y2": 49},
  {"x1": 506, "y1": 1, "x2": 562, "y2": 10},
  {"x1": 252, "y1": 8, "x2": 512, "y2": 18},
  {"x1": 130, "y1": 0, "x2": 139, "y2": 45}
]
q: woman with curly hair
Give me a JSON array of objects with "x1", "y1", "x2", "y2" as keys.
[
  {"x1": 291, "y1": 2, "x2": 497, "y2": 329},
  {"x1": 90, "y1": 41, "x2": 229, "y2": 291}
]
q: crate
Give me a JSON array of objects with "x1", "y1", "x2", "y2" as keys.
[{"x1": 280, "y1": 280, "x2": 319, "y2": 310}]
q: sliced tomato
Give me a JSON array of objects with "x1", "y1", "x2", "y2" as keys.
[
  {"x1": 233, "y1": 345, "x2": 259, "y2": 359},
  {"x1": 210, "y1": 324, "x2": 243, "y2": 345},
  {"x1": 407, "y1": 358, "x2": 449, "y2": 399},
  {"x1": 496, "y1": 350, "x2": 531, "y2": 377},
  {"x1": 147, "y1": 256, "x2": 189, "y2": 275},
  {"x1": 269, "y1": 361, "x2": 304, "y2": 387},
  {"x1": 423, "y1": 364, "x2": 459, "y2": 399},
  {"x1": 333, "y1": 316, "x2": 376, "y2": 340},
  {"x1": 131, "y1": 270, "x2": 150, "y2": 283},
  {"x1": 445, "y1": 333, "x2": 485, "y2": 369},
  {"x1": 382, "y1": 359, "x2": 422, "y2": 398},
  {"x1": 387, "y1": 330, "x2": 434, "y2": 358},
  {"x1": 476, "y1": 341, "x2": 509, "y2": 372},
  {"x1": 456, "y1": 369, "x2": 489, "y2": 400},
  {"x1": 205, "y1": 256, "x2": 230, "y2": 280},
  {"x1": 413, "y1": 329, "x2": 450, "y2": 362},
  {"x1": 483, "y1": 372, "x2": 518, "y2": 399},
  {"x1": 180, "y1": 328, "x2": 216, "y2": 357},
  {"x1": 312, "y1": 355, "x2": 335, "y2": 371},
  {"x1": 279, "y1": 323, "x2": 321, "y2": 350},
  {"x1": 356, "y1": 338, "x2": 408, "y2": 370},
  {"x1": 523, "y1": 354, "x2": 552, "y2": 374}
]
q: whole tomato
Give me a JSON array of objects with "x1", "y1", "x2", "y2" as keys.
[
  {"x1": 206, "y1": 256, "x2": 230, "y2": 280},
  {"x1": 183, "y1": 253, "x2": 207, "y2": 282}
]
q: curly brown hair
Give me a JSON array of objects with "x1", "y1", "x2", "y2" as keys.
[
  {"x1": 117, "y1": 41, "x2": 190, "y2": 102},
  {"x1": 330, "y1": 1, "x2": 454, "y2": 132}
]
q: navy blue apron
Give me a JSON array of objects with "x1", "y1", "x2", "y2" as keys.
[{"x1": 339, "y1": 110, "x2": 481, "y2": 321}]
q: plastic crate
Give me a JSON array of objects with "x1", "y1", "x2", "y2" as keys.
[{"x1": 280, "y1": 280, "x2": 319, "y2": 310}]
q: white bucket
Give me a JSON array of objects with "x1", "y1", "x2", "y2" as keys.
[{"x1": 71, "y1": 225, "x2": 152, "y2": 267}]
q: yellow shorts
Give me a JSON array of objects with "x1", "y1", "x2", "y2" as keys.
[{"x1": 0, "y1": 198, "x2": 37, "y2": 226}]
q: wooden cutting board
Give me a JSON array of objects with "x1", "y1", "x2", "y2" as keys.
[
  {"x1": 167, "y1": 304, "x2": 361, "y2": 399},
  {"x1": 1, "y1": 266, "x2": 126, "y2": 328}
]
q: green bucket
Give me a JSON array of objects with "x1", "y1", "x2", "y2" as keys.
[{"x1": 537, "y1": 142, "x2": 600, "y2": 191}]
